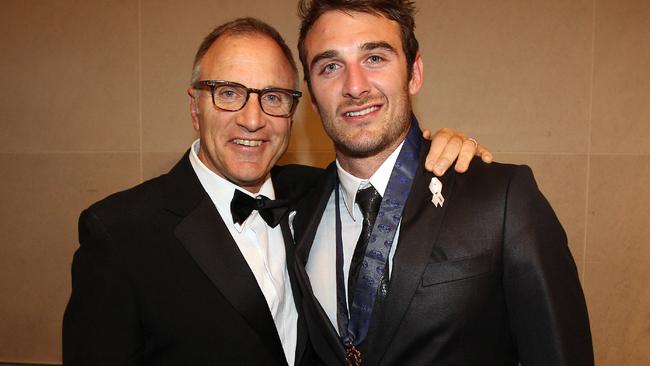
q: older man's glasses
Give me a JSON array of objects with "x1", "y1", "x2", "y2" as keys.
[{"x1": 192, "y1": 80, "x2": 302, "y2": 118}]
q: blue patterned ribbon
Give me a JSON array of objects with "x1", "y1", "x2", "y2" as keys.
[{"x1": 335, "y1": 117, "x2": 422, "y2": 348}]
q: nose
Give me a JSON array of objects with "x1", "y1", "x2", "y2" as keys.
[
  {"x1": 236, "y1": 94, "x2": 266, "y2": 132},
  {"x1": 342, "y1": 63, "x2": 371, "y2": 99}
]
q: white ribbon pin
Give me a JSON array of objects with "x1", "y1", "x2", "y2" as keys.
[
  {"x1": 429, "y1": 177, "x2": 445, "y2": 207},
  {"x1": 288, "y1": 211, "x2": 297, "y2": 240}
]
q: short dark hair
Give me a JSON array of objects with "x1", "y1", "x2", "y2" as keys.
[
  {"x1": 191, "y1": 17, "x2": 298, "y2": 87},
  {"x1": 297, "y1": 0, "x2": 418, "y2": 87}
]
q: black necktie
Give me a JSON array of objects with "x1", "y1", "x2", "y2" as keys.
[
  {"x1": 348, "y1": 185, "x2": 382, "y2": 305},
  {"x1": 230, "y1": 189, "x2": 290, "y2": 228}
]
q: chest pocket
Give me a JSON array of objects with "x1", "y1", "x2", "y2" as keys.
[{"x1": 421, "y1": 251, "x2": 493, "y2": 287}]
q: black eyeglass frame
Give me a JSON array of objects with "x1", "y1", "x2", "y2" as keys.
[{"x1": 192, "y1": 80, "x2": 302, "y2": 118}]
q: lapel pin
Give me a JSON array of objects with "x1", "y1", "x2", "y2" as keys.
[
  {"x1": 288, "y1": 211, "x2": 297, "y2": 241},
  {"x1": 429, "y1": 177, "x2": 444, "y2": 208}
]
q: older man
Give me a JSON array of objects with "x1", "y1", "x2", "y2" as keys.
[
  {"x1": 292, "y1": 1, "x2": 593, "y2": 365},
  {"x1": 62, "y1": 17, "x2": 486, "y2": 365}
]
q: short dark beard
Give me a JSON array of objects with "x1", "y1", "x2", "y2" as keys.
[
  {"x1": 332, "y1": 119, "x2": 410, "y2": 158},
  {"x1": 330, "y1": 93, "x2": 413, "y2": 159}
]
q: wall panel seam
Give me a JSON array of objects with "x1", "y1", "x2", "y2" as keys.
[
  {"x1": 582, "y1": 0, "x2": 598, "y2": 283},
  {"x1": 138, "y1": 0, "x2": 144, "y2": 183}
]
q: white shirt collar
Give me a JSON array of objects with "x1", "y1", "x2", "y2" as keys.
[
  {"x1": 188, "y1": 139, "x2": 276, "y2": 232},
  {"x1": 336, "y1": 139, "x2": 406, "y2": 220}
]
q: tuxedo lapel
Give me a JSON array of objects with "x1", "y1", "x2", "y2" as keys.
[
  {"x1": 367, "y1": 140, "x2": 457, "y2": 365},
  {"x1": 271, "y1": 163, "x2": 332, "y2": 365},
  {"x1": 164, "y1": 153, "x2": 287, "y2": 366},
  {"x1": 292, "y1": 164, "x2": 348, "y2": 365},
  {"x1": 279, "y1": 218, "x2": 309, "y2": 364}
]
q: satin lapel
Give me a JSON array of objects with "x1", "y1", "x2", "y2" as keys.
[
  {"x1": 292, "y1": 164, "x2": 348, "y2": 365},
  {"x1": 271, "y1": 163, "x2": 325, "y2": 365},
  {"x1": 368, "y1": 140, "x2": 457, "y2": 365},
  {"x1": 166, "y1": 154, "x2": 287, "y2": 366},
  {"x1": 294, "y1": 256, "x2": 347, "y2": 366},
  {"x1": 279, "y1": 218, "x2": 309, "y2": 364},
  {"x1": 294, "y1": 252, "x2": 347, "y2": 366}
]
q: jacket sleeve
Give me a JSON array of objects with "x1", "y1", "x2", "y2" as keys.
[
  {"x1": 502, "y1": 165, "x2": 594, "y2": 365},
  {"x1": 62, "y1": 209, "x2": 144, "y2": 365}
]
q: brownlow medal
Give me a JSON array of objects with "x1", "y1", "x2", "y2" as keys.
[{"x1": 346, "y1": 345, "x2": 362, "y2": 366}]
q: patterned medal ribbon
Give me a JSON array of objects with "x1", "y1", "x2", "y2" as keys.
[{"x1": 335, "y1": 118, "x2": 422, "y2": 364}]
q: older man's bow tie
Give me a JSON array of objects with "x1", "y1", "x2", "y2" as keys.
[{"x1": 230, "y1": 189, "x2": 290, "y2": 228}]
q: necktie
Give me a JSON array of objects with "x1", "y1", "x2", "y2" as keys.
[
  {"x1": 348, "y1": 185, "x2": 382, "y2": 305},
  {"x1": 230, "y1": 189, "x2": 289, "y2": 228}
]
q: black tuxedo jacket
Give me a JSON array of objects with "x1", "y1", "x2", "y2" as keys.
[
  {"x1": 63, "y1": 152, "x2": 322, "y2": 365},
  {"x1": 293, "y1": 139, "x2": 593, "y2": 366}
]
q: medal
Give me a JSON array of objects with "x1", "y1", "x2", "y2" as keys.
[{"x1": 346, "y1": 345, "x2": 362, "y2": 366}]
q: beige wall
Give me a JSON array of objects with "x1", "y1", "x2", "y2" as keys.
[{"x1": 1, "y1": 0, "x2": 648, "y2": 364}]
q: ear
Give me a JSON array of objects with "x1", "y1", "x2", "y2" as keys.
[
  {"x1": 408, "y1": 52, "x2": 424, "y2": 95},
  {"x1": 187, "y1": 87, "x2": 200, "y2": 131}
]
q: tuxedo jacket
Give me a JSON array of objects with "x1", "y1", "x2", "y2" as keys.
[
  {"x1": 293, "y1": 139, "x2": 593, "y2": 366},
  {"x1": 63, "y1": 152, "x2": 322, "y2": 365}
]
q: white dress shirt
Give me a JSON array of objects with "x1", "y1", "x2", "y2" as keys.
[
  {"x1": 189, "y1": 140, "x2": 297, "y2": 365},
  {"x1": 305, "y1": 140, "x2": 405, "y2": 333}
]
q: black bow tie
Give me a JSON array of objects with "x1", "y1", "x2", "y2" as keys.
[{"x1": 230, "y1": 189, "x2": 290, "y2": 228}]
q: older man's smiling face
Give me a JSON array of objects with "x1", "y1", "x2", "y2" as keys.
[{"x1": 189, "y1": 33, "x2": 295, "y2": 192}]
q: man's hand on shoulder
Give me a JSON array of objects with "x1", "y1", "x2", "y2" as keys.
[{"x1": 422, "y1": 128, "x2": 493, "y2": 176}]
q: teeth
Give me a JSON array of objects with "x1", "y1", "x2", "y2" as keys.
[
  {"x1": 345, "y1": 106, "x2": 379, "y2": 117},
  {"x1": 233, "y1": 139, "x2": 262, "y2": 147}
]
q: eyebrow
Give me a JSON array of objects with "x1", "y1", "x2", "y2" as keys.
[
  {"x1": 309, "y1": 50, "x2": 340, "y2": 71},
  {"x1": 309, "y1": 41, "x2": 399, "y2": 71},
  {"x1": 361, "y1": 41, "x2": 398, "y2": 54}
]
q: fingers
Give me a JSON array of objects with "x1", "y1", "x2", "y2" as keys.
[
  {"x1": 477, "y1": 144, "x2": 494, "y2": 164},
  {"x1": 454, "y1": 139, "x2": 494, "y2": 172},
  {"x1": 424, "y1": 128, "x2": 456, "y2": 175},
  {"x1": 454, "y1": 138, "x2": 494, "y2": 173},
  {"x1": 430, "y1": 133, "x2": 465, "y2": 176},
  {"x1": 454, "y1": 138, "x2": 479, "y2": 173},
  {"x1": 423, "y1": 128, "x2": 494, "y2": 176}
]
